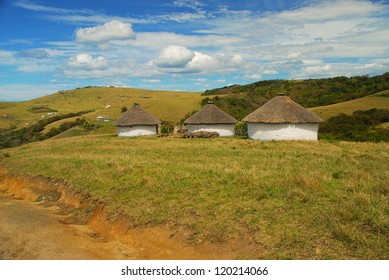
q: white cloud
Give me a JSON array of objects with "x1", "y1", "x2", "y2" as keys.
[
  {"x1": 272, "y1": 0, "x2": 384, "y2": 22},
  {"x1": 67, "y1": 54, "x2": 107, "y2": 69},
  {"x1": 301, "y1": 64, "x2": 331, "y2": 76},
  {"x1": 75, "y1": 20, "x2": 136, "y2": 43},
  {"x1": 262, "y1": 69, "x2": 278, "y2": 75},
  {"x1": 142, "y1": 79, "x2": 161, "y2": 83},
  {"x1": 172, "y1": 0, "x2": 204, "y2": 10},
  {"x1": 0, "y1": 50, "x2": 16, "y2": 65},
  {"x1": 186, "y1": 52, "x2": 215, "y2": 71},
  {"x1": 356, "y1": 63, "x2": 384, "y2": 69},
  {"x1": 244, "y1": 74, "x2": 262, "y2": 80},
  {"x1": 154, "y1": 45, "x2": 195, "y2": 68},
  {"x1": 14, "y1": 0, "x2": 80, "y2": 14}
]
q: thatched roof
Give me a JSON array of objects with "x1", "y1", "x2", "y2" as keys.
[
  {"x1": 184, "y1": 101, "x2": 238, "y2": 124},
  {"x1": 242, "y1": 94, "x2": 323, "y2": 123},
  {"x1": 114, "y1": 103, "x2": 161, "y2": 126}
]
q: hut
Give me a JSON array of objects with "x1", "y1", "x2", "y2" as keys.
[
  {"x1": 96, "y1": 116, "x2": 104, "y2": 121},
  {"x1": 242, "y1": 93, "x2": 323, "y2": 140},
  {"x1": 184, "y1": 101, "x2": 238, "y2": 136},
  {"x1": 113, "y1": 103, "x2": 161, "y2": 137}
]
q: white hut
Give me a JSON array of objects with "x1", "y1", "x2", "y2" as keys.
[
  {"x1": 242, "y1": 94, "x2": 323, "y2": 140},
  {"x1": 114, "y1": 103, "x2": 161, "y2": 137},
  {"x1": 184, "y1": 101, "x2": 238, "y2": 136}
]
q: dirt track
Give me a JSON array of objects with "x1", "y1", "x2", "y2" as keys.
[
  {"x1": 0, "y1": 193, "x2": 133, "y2": 260},
  {"x1": 0, "y1": 173, "x2": 246, "y2": 260}
]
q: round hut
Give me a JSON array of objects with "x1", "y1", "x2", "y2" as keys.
[
  {"x1": 114, "y1": 103, "x2": 161, "y2": 137},
  {"x1": 184, "y1": 101, "x2": 238, "y2": 136},
  {"x1": 242, "y1": 94, "x2": 323, "y2": 140}
]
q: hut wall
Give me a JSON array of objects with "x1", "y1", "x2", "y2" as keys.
[
  {"x1": 247, "y1": 123, "x2": 319, "y2": 140},
  {"x1": 187, "y1": 124, "x2": 235, "y2": 136},
  {"x1": 117, "y1": 125, "x2": 157, "y2": 137}
]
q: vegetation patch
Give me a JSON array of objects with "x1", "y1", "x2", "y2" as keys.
[
  {"x1": 0, "y1": 110, "x2": 94, "y2": 149},
  {"x1": 28, "y1": 106, "x2": 58, "y2": 113},
  {"x1": 319, "y1": 109, "x2": 389, "y2": 142}
]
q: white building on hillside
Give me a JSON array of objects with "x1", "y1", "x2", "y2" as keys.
[
  {"x1": 242, "y1": 93, "x2": 323, "y2": 140},
  {"x1": 114, "y1": 103, "x2": 161, "y2": 137},
  {"x1": 184, "y1": 101, "x2": 238, "y2": 136}
]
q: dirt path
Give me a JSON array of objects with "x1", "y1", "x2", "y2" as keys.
[
  {"x1": 0, "y1": 193, "x2": 134, "y2": 260},
  {"x1": 0, "y1": 173, "x2": 245, "y2": 260}
]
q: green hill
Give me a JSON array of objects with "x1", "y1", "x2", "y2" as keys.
[
  {"x1": 202, "y1": 73, "x2": 389, "y2": 120},
  {"x1": 310, "y1": 90, "x2": 389, "y2": 119}
]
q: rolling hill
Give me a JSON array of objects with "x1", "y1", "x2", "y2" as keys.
[
  {"x1": 0, "y1": 87, "x2": 203, "y2": 131},
  {"x1": 309, "y1": 90, "x2": 389, "y2": 119}
]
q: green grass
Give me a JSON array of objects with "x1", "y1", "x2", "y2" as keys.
[
  {"x1": 1, "y1": 135, "x2": 388, "y2": 259},
  {"x1": 309, "y1": 90, "x2": 389, "y2": 120}
]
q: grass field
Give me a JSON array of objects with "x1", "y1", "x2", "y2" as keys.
[
  {"x1": 309, "y1": 90, "x2": 389, "y2": 120},
  {"x1": 1, "y1": 135, "x2": 388, "y2": 259}
]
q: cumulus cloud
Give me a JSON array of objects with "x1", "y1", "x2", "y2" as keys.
[
  {"x1": 186, "y1": 52, "x2": 215, "y2": 71},
  {"x1": 153, "y1": 45, "x2": 245, "y2": 75},
  {"x1": 154, "y1": 45, "x2": 195, "y2": 68},
  {"x1": 67, "y1": 54, "x2": 107, "y2": 69},
  {"x1": 75, "y1": 20, "x2": 136, "y2": 43}
]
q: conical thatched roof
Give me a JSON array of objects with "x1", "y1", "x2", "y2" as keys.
[
  {"x1": 114, "y1": 103, "x2": 161, "y2": 126},
  {"x1": 243, "y1": 94, "x2": 323, "y2": 123},
  {"x1": 184, "y1": 101, "x2": 238, "y2": 124}
]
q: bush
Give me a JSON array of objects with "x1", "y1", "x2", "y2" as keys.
[
  {"x1": 234, "y1": 122, "x2": 248, "y2": 137},
  {"x1": 319, "y1": 109, "x2": 389, "y2": 142}
]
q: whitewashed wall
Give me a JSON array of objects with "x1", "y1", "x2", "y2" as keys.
[
  {"x1": 117, "y1": 125, "x2": 157, "y2": 137},
  {"x1": 187, "y1": 124, "x2": 235, "y2": 136},
  {"x1": 247, "y1": 123, "x2": 319, "y2": 140}
]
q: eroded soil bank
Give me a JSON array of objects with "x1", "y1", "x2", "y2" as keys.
[{"x1": 0, "y1": 170, "x2": 246, "y2": 260}]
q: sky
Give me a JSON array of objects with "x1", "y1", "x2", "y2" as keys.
[{"x1": 0, "y1": 0, "x2": 389, "y2": 101}]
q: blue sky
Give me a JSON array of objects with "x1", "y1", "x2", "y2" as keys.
[{"x1": 0, "y1": 0, "x2": 389, "y2": 101}]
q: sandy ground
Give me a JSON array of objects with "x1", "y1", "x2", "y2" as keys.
[{"x1": 0, "y1": 193, "x2": 134, "y2": 260}]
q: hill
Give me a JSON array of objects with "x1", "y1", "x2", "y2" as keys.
[
  {"x1": 0, "y1": 87, "x2": 203, "y2": 131},
  {"x1": 202, "y1": 73, "x2": 389, "y2": 120},
  {"x1": 309, "y1": 90, "x2": 389, "y2": 119},
  {"x1": 1, "y1": 136, "x2": 388, "y2": 259},
  {"x1": 1, "y1": 76, "x2": 389, "y2": 145}
]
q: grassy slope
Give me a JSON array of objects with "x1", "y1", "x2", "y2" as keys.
[
  {"x1": 0, "y1": 87, "x2": 203, "y2": 130},
  {"x1": 1, "y1": 135, "x2": 388, "y2": 259},
  {"x1": 2, "y1": 87, "x2": 389, "y2": 133},
  {"x1": 309, "y1": 90, "x2": 389, "y2": 120}
]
